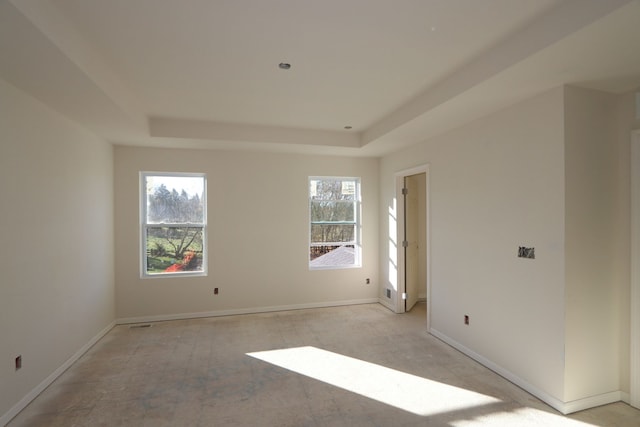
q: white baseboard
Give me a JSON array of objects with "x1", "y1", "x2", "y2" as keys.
[
  {"x1": 621, "y1": 391, "x2": 631, "y2": 405},
  {"x1": 378, "y1": 297, "x2": 395, "y2": 312},
  {"x1": 116, "y1": 298, "x2": 379, "y2": 325},
  {"x1": 563, "y1": 391, "x2": 623, "y2": 414},
  {"x1": 1, "y1": 321, "x2": 116, "y2": 427},
  {"x1": 429, "y1": 328, "x2": 624, "y2": 415}
]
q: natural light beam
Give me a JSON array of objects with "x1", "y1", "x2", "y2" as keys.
[
  {"x1": 247, "y1": 346, "x2": 500, "y2": 416},
  {"x1": 388, "y1": 199, "x2": 398, "y2": 290},
  {"x1": 248, "y1": 347, "x2": 597, "y2": 426},
  {"x1": 451, "y1": 407, "x2": 597, "y2": 427},
  {"x1": 388, "y1": 202, "x2": 398, "y2": 245}
]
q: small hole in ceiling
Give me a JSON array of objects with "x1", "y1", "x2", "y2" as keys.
[
  {"x1": 278, "y1": 63, "x2": 291, "y2": 70},
  {"x1": 344, "y1": 126, "x2": 353, "y2": 130}
]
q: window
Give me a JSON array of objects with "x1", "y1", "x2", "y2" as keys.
[
  {"x1": 309, "y1": 177, "x2": 361, "y2": 269},
  {"x1": 141, "y1": 172, "x2": 206, "y2": 277}
]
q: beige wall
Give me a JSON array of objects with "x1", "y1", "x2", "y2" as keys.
[
  {"x1": 614, "y1": 89, "x2": 640, "y2": 393},
  {"x1": 379, "y1": 85, "x2": 638, "y2": 411},
  {"x1": 417, "y1": 173, "x2": 427, "y2": 300},
  {"x1": 0, "y1": 78, "x2": 115, "y2": 420},
  {"x1": 563, "y1": 86, "x2": 621, "y2": 401},
  {"x1": 114, "y1": 147, "x2": 379, "y2": 320},
  {"x1": 380, "y1": 87, "x2": 567, "y2": 403}
]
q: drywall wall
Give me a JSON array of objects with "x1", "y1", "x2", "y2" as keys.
[
  {"x1": 114, "y1": 147, "x2": 378, "y2": 320},
  {"x1": 417, "y1": 173, "x2": 427, "y2": 300},
  {"x1": 380, "y1": 87, "x2": 567, "y2": 403},
  {"x1": 563, "y1": 86, "x2": 621, "y2": 403},
  {"x1": 0, "y1": 77, "x2": 115, "y2": 422},
  {"x1": 614, "y1": 88, "x2": 640, "y2": 394}
]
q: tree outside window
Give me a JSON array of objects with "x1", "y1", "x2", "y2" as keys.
[
  {"x1": 141, "y1": 173, "x2": 207, "y2": 277},
  {"x1": 309, "y1": 177, "x2": 361, "y2": 269}
]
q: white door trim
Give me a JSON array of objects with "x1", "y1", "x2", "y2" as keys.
[
  {"x1": 394, "y1": 165, "x2": 431, "y2": 331},
  {"x1": 630, "y1": 129, "x2": 640, "y2": 409}
]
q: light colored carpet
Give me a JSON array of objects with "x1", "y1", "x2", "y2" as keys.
[{"x1": 8, "y1": 302, "x2": 639, "y2": 426}]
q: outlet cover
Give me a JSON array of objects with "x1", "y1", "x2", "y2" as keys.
[{"x1": 518, "y1": 246, "x2": 535, "y2": 259}]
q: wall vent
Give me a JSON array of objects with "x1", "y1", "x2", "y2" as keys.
[{"x1": 129, "y1": 324, "x2": 152, "y2": 329}]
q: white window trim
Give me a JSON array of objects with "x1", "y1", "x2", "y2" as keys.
[
  {"x1": 140, "y1": 172, "x2": 207, "y2": 278},
  {"x1": 308, "y1": 176, "x2": 362, "y2": 270}
]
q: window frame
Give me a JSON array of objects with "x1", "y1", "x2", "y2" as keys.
[
  {"x1": 308, "y1": 176, "x2": 362, "y2": 270},
  {"x1": 140, "y1": 171, "x2": 207, "y2": 278}
]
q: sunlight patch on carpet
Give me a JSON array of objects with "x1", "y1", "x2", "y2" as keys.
[
  {"x1": 451, "y1": 407, "x2": 597, "y2": 427},
  {"x1": 248, "y1": 346, "x2": 598, "y2": 426},
  {"x1": 247, "y1": 346, "x2": 500, "y2": 416}
]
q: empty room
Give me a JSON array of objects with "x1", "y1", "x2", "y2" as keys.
[{"x1": 2, "y1": 0, "x2": 640, "y2": 426}]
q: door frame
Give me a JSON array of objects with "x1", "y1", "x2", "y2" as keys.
[
  {"x1": 630, "y1": 129, "x2": 640, "y2": 409},
  {"x1": 394, "y1": 165, "x2": 431, "y2": 330}
]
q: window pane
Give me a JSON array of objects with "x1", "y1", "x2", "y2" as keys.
[
  {"x1": 310, "y1": 200, "x2": 354, "y2": 222},
  {"x1": 146, "y1": 176, "x2": 204, "y2": 224},
  {"x1": 309, "y1": 176, "x2": 360, "y2": 269},
  {"x1": 310, "y1": 224, "x2": 355, "y2": 244},
  {"x1": 145, "y1": 227, "x2": 204, "y2": 274},
  {"x1": 309, "y1": 245, "x2": 355, "y2": 267},
  {"x1": 310, "y1": 179, "x2": 357, "y2": 201}
]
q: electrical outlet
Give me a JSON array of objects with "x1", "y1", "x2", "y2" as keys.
[
  {"x1": 386, "y1": 288, "x2": 391, "y2": 298},
  {"x1": 15, "y1": 355, "x2": 22, "y2": 370},
  {"x1": 518, "y1": 246, "x2": 535, "y2": 259},
  {"x1": 464, "y1": 315, "x2": 469, "y2": 325},
  {"x1": 366, "y1": 278, "x2": 370, "y2": 284},
  {"x1": 214, "y1": 288, "x2": 219, "y2": 295}
]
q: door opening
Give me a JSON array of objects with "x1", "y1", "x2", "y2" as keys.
[
  {"x1": 403, "y1": 173, "x2": 425, "y2": 312},
  {"x1": 394, "y1": 165, "x2": 429, "y2": 329}
]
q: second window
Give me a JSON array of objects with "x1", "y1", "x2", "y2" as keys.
[{"x1": 309, "y1": 177, "x2": 361, "y2": 269}]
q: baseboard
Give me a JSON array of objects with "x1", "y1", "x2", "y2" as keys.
[
  {"x1": 1, "y1": 321, "x2": 116, "y2": 427},
  {"x1": 377, "y1": 297, "x2": 395, "y2": 312},
  {"x1": 621, "y1": 391, "x2": 631, "y2": 405},
  {"x1": 116, "y1": 298, "x2": 380, "y2": 325},
  {"x1": 562, "y1": 391, "x2": 623, "y2": 414},
  {"x1": 429, "y1": 328, "x2": 624, "y2": 415},
  {"x1": 430, "y1": 328, "x2": 565, "y2": 412}
]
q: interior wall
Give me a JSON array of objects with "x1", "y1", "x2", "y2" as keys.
[
  {"x1": 563, "y1": 85, "x2": 621, "y2": 402},
  {"x1": 614, "y1": 88, "x2": 640, "y2": 394},
  {"x1": 380, "y1": 87, "x2": 567, "y2": 403},
  {"x1": 416, "y1": 173, "x2": 427, "y2": 300},
  {"x1": 0, "y1": 78, "x2": 115, "y2": 420},
  {"x1": 114, "y1": 147, "x2": 379, "y2": 320}
]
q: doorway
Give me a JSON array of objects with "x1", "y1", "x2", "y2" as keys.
[
  {"x1": 395, "y1": 165, "x2": 430, "y2": 329},
  {"x1": 404, "y1": 173, "x2": 426, "y2": 313}
]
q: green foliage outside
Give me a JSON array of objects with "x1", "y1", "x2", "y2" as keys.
[
  {"x1": 145, "y1": 178, "x2": 205, "y2": 273},
  {"x1": 146, "y1": 227, "x2": 203, "y2": 273}
]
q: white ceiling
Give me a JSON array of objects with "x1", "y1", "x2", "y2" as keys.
[{"x1": 1, "y1": 0, "x2": 640, "y2": 157}]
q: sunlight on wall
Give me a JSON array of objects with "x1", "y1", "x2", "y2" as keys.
[
  {"x1": 388, "y1": 200, "x2": 398, "y2": 291},
  {"x1": 247, "y1": 346, "x2": 596, "y2": 426}
]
